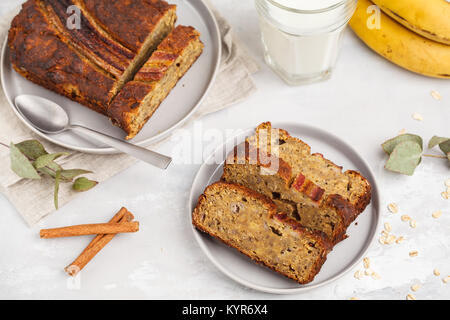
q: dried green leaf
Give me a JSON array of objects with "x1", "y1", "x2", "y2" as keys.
[
  {"x1": 385, "y1": 141, "x2": 422, "y2": 176},
  {"x1": 60, "y1": 169, "x2": 92, "y2": 182},
  {"x1": 428, "y1": 136, "x2": 449, "y2": 149},
  {"x1": 37, "y1": 161, "x2": 63, "y2": 179},
  {"x1": 54, "y1": 170, "x2": 61, "y2": 210},
  {"x1": 439, "y1": 140, "x2": 450, "y2": 155},
  {"x1": 15, "y1": 140, "x2": 47, "y2": 160},
  {"x1": 73, "y1": 177, "x2": 98, "y2": 192},
  {"x1": 382, "y1": 134, "x2": 423, "y2": 155},
  {"x1": 34, "y1": 153, "x2": 69, "y2": 169},
  {"x1": 10, "y1": 143, "x2": 41, "y2": 179}
]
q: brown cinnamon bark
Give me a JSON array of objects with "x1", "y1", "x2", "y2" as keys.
[
  {"x1": 65, "y1": 208, "x2": 135, "y2": 276},
  {"x1": 40, "y1": 221, "x2": 139, "y2": 239}
]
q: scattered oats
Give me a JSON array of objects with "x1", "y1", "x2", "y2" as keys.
[
  {"x1": 443, "y1": 276, "x2": 450, "y2": 284},
  {"x1": 398, "y1": 129, "x2": 407, "y2": 135},
  {"x1": 412, "y1": 112, "x2": 423, "y2": 121},
  {"x1": 386, "y1": 234, "x2": 397, "y2": 244},
  {"x1": 363, "y1": 257, "x2": 370, "y2": 269},
  {"x1": 401, "y1": 215, "x2": 411, "y2": 222},
  {"x1": 381, "y1": 230, "x2": 390, "y2": 237},
  {"x1": 411, "y1": 284, "x2": 421, "y2": 292},
  {"x1": 442, "y1": 192, "x2": 449, "y2": 200},
  {"x1": 388, "y1": 203, "x2": 399, "y2": 213},
  {"x1": 350, "y1": 297, "x2": 359, "y2": 300},
  {"x1": 409, "y1": 250, "x2": 419, "y2": 257},
  {"x1": 431, "y1": 90, "x2": 442, "y2": 101},
  {"x1": 432, "y1": 210, "x2": 442, "y2": 219},
  {"x1": 354, "y1": 270, "x2": 364, "y2": 280},
  {"x1": 384, "y1": 222, "x2": 392, "y2": 232},
  {"x1": 379, "y1": 237, "x2": 387, "y2": 245},
  {"x1": 406, "y1": 294, "x2": 417, "y2": 300},
  {"x1": 365, "y1": 268, "x2": 374, "y2": 276},
  {"x1": 445, "y1": 179, "x2": 450, "y2": 188},
  {"x1": 396, "y1": 236, "x2": 405, "y2": 244},
  {"x1": 372, "y1": 272, "x2": 381, "y2": 280},
  {"x1": 434, "y1": 269, "x2": 441, "y2": 276},
  {"x1": 410, "y1": 220, "x2": 417, "y2": 228}
]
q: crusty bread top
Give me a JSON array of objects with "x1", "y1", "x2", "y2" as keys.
[
  {"x1": 134, "y1": 26, "x2": 202, "y2": 82},
  {"x1": 79, "y1": 0, "x2": 177, "y2": 52}
]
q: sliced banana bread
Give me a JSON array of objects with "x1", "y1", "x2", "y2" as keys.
[
  {"x1": 108, "y1": 25, "x2": 204, "y2": 139},
  {"x1": 192, "y1": 182, "x2": 332, "y2": 284},
  {"x1": 222, "y1": 123, "x2": 372, "y2": 243}
]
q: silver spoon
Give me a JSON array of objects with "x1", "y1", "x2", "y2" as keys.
[{"x1": 14, "y1": 94, "x2": 172, "y2": 169}]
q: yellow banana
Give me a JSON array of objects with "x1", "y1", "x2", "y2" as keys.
[
  {"x1": 372, "y1": 0, "x2": 450, "y2": 45},
  {"x1": 349, "y1": 0, "x2": 450, "y2": 78}
]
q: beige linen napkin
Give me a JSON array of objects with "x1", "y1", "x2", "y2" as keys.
[{"x1": 0, "y1": 4, "x2": 259, "y2": 226}]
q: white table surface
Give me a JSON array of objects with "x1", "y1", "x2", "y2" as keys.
[{"x1": 0, "y1": 0, "x2": 449, "y2": 300}]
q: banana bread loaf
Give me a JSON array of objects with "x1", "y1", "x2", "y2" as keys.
[
  {"x1": 222, "y1": 123, "x2": 372, "y2": 243},
  {"x1": 8, "y1": 0, "x2": 203, "y2": 139},
  {"x1": 192, "y1": 182, "x2": 332, "y2": 284},
  {"x1": 108, "y1": 25, "x2": 204, "y2": 139}
]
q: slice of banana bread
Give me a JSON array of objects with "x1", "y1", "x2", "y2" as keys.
[
  {"x1": 192, "y1": 182, "x2": 332, "y2": 284},
  {"x1": 108, "y1": 25, "x2": 204, "y2": 139},
  {"x1": 222, "y1": 123, "x2": 372, "y2": 243}
]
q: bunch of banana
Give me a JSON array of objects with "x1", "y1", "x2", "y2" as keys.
[{"x1": 349, "y1": 0, "x2": 450, "y2": 78}]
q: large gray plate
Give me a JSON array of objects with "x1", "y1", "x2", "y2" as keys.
[
  {"x1": 1, "y1": 0, "x2": 221, "y2": 154},
  {"x1": 189, "y1": 122, "x2": 381, "y2": 294}
]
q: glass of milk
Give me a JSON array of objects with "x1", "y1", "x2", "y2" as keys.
[{"x1": 255, "y1": 0, "x2": 357, "y2": 85}]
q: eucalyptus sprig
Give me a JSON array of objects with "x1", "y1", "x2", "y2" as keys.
[
  {"x1": 5, "y1": 140, "x2": 98, "y2": 209},
  {"x1": 382, "y1": 133, "x2": 449, "y2": 176},
  {"x1": 428, "y1": 136, "x2": 450, "y2": 161}
]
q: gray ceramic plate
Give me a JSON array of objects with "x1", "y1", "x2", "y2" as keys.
[
  {"x1": 189, "y1": 122, "x2": 381, "y2": 294},
  {"x1": 1, "y1": 0, "x2": 221, "y2": 154}
]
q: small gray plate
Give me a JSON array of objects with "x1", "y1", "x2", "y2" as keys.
[
  {"x1": 1, "y1": 0, "x2": 221, "y2": 154},
  {"x1": 189, "y1": 122, "x2": 381, "y2": 294}
]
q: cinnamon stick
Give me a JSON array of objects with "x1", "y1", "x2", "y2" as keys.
[
  {"x1": 40, "y1": 221, "x2": 139, "y2": 239},
  {"x1": 65, "y1": 208, "x2": 134, "y2": 276}
]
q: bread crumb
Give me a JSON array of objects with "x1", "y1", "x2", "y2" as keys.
[
  {"x1": 409, "y1": 251, "x2": 418, "y2": 257},
  {"x1": 372, "y1": 272, "x2": 381, "y2": 280},
  {"x1": 442, "y1": 192, "x2": 449, "y2": 200},
  {"x1": 410, "y1": 220, "x2": 417, "y2": 228},
  {"x1": 434, "y1": 269, "x2": 441, "y2": 276},
  {"x1": 406, "y1": 294, "x2": 416, "y2": 300},
  {"x1": 412, "y1": 113, "x2": 423, "y2": 121},
  {"x1": 386, "y1": 234, "x2": 397, "y2": 244},
  {"x1": 388, "y1": 203, "x2": 399, "y2": 213},
  {"x1": 431, "y1": 90, "x2": 442, "y2": 100},
  {"x1": 432, "y1": 210, "x2": 442, "y2": 219},
  {"x1": 443, "y1": 276, "x2": 450, "y2": 284},
  {"x1": 411, "y1": 284, "x2": 421, "y2": 292}
]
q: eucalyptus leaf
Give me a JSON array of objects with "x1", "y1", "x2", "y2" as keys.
[
  {"x1": 60, "y1": 169, "x2": 92, "y2": 182},
  {"x1": 385, "y1": 141, "x2": 423, "y2": 176},
  {"x1": 439, "y1": 140, "x2": 450, "y2": 155},
  {"x1": 37, "y1": 161, "x2": 63, "y2": 179},
  {"x1": 10, "y1": 143, "x2": 41, "y2": 179},
  {"x1": 382, "y1": 134, "x2": 423, "y2": 155},
  {"x1": 34, "y1": 153, "x2": 69, "y2": 169},
  {"x1": 54, "y1": 170, "x2": 61, "y2": 209},
  {"x1": 73, "y1": 177, "x2": 98, "y2": 192},
  {"x1": 428, "y1": 136, "x2": 449, "y2": 149},
  {"x1": 15, "y1": 140, "x2": 47, "y2": 160}
]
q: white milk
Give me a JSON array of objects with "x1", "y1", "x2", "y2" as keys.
[{"x1": 255, "y1": 0, "x2": 357, "y2": 85}]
